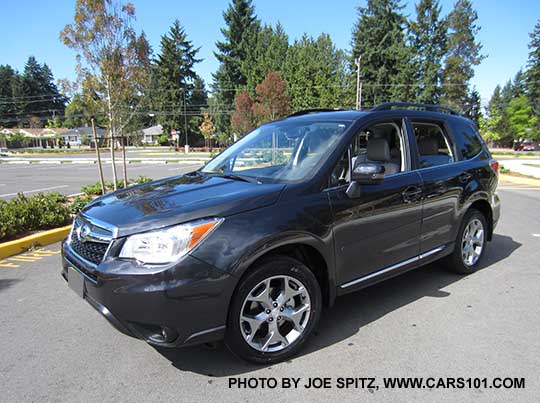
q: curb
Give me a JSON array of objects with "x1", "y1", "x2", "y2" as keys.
[
  {"x1": 0, "y1": 225, "x2": 71, "y2": 259},
  {"x1": 499, "y1": 174, "x2": 540, "y2": 187},
  {"x1": 0, "y1": 159, "x2": 207, "y2": 165}
]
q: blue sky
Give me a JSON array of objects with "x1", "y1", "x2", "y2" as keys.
[{"x1": 0, "y1": 0, "x2": 538, "y2": 104}]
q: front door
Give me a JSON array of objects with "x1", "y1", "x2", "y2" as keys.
[{"x1": 326, "y1": 118, "x2": 423, "y2": 287}]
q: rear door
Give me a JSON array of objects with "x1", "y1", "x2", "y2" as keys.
[{"x1": 407, "y1": 117, "x2": 465, "y2": 253}]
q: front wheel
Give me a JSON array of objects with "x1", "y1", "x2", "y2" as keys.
[
  {"x1": 225, "y1": 255, "x2": 322, "y2": 364},
  {"x1": 446, "y1": 209, "x2": 487, "y2": 274}
]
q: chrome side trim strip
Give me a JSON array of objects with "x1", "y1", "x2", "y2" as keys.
[
  {"x1": 340, "y1": 244, "x2": 447, "y2": 289},
  {"x1": 419, "y1": 245, "x2": 446, "y2": 260}
]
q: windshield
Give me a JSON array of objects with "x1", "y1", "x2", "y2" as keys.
[{"x1": 202, "y1": 120, "x2": 351, "y2": 183}]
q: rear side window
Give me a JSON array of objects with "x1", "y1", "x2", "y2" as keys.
[
  {"x1": 454, "y1": 123, "x2": 484, "y2": 160},
  {"x1": 412, "y1": 122, "x2": 454, "y2": 168}
]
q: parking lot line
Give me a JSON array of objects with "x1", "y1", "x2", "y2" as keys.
[
  {"x1": 0, "y1": 261, "x2": 19, "y2": 268},
  {"x1": 0, "y1": 247, "x2": 60, "y2": 269}
]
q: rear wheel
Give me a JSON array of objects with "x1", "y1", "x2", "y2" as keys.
[
  {"x1": 225, "y1": 255, "x2": 322, "y2": 364},
  {"x1": 446, "y1": 209, "x2": 487, "y2": 274}
]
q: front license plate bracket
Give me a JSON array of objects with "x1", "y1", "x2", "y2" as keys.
[{"x1": 67, "y1": 266, "x2": 85, "y2": 298}]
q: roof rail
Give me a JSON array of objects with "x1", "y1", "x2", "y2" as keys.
[
  {"x1": 288, "y1": 108, "x2": 344, "y2": 117},
  {"x1": 372, "y1": 102, "x2": 460, "y2": 116}
]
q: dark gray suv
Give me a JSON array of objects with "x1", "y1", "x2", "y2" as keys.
[{"x1": 62, "y1": 102, "x2": 501, "y2": 363}]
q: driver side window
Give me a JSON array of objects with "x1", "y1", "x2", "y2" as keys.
[{"x1": 328, "y1": 121, "x2": 407, "y2": 188}]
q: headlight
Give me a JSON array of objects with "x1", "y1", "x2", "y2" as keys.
[{"x1": 119, "y1": 218, "x2": 223, "y2": 264}]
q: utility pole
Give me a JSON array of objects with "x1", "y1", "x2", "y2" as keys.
[
  {"x1": 355, "y1": 56, "x2": 362, "y2": 110},
  {"x1": 91, "y1": 117, "x2": 106, "y2": 195},
  {"x1": 183, "y1": 87, "x2": 188, "y2": 153}
]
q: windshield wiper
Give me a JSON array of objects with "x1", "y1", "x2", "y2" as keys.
[{"x1": 212, "y1": 172, "x2": 260, "y2": 184}]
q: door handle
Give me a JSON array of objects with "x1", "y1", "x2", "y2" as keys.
[
  {"x1": 459, "y1": 173, "x2": 472, "y2": 183},
  {"x1": 402, "y1": 186, "x2": 422, "y2": 203}
]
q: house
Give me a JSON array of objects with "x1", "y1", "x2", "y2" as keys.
[
  {"x1": 59, "y1": 127, "x2": 107, "y2": 146},
  {"x1": 141, "y1": 125, "x2": 163, "y2": 145},
  {"x1": 0, "y1": 127, "x2": 69, "y2": 147}
]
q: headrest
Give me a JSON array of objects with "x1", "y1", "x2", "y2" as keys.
[
  {"x1": 418, "y1": 136, "x2": 439, "y2": 155},
  {"x1": 367, "y1": 138, "x2": 391, "y2": 162}
]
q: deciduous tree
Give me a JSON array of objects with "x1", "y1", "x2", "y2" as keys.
[
  {"x1": 61, "y1": 0, "x2": 152, "y2": 188},
  {"x1": 253, "y1": 71, "x2": 290, "y2": 124},
  {"x1": 231, "y1": 90, "x2": 255, "y2": 135},
  {"x1": 199, "y1": 112, "x2": 215, "y2": 149}
]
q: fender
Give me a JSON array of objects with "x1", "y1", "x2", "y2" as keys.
[
  {"x1": 454, "y1": 188, "x2": 494, "y2": 240},
  {"x1": 229, "y1": 230, "x2": 337, "y2": 306}
]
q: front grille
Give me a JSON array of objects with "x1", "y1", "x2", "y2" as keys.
[{"x1": 69, "y1": 218, "x2": 112, "y2": 265}]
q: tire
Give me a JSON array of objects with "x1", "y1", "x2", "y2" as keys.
[
  {"x1": 445, "y1": 209, "x2": 488, "y2": 274},
  {"x1": 225, "y1": 255, "x2": 322, "y2": 364}
]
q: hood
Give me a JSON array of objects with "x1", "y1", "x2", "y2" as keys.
[{"x1": 81, "y1": 173, "x2": 285, "y2": 237}]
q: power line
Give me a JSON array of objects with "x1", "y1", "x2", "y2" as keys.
[{"x1": 2, "y1": 79, "x2": 525, "y2": 103}]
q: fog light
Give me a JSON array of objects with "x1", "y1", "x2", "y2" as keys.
[{"x1": 159, "y1": 326, "x2": 178, "y2": 343}]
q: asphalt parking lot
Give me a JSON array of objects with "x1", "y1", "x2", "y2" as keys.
[
  {"x1": 1, "y1": 185, "x2": 539, "y2": 402},
  {"x1": 0, "y1": 162, "x2": 203, "y2": 199}
]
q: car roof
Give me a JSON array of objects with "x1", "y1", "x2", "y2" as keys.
[
  {"x1": 284, "y1": 110, "x2": 369, "y2": 122},
  {"x1": 283, "y1": 108, "x2": 473, "y2": 126}
]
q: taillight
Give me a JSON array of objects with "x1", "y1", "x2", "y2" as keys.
[{"x1": 490, "y1": 159, "x2": 499, "y2": 175}]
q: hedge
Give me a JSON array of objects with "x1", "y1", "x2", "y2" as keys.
[{"x1": 0, "y1": 193, "x2": 71, "y2": 241}]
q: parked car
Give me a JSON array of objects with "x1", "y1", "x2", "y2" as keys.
[
  {"x1": 62, "y1": 102, "x2": 501, "y2": 363},
  {"x1": 519, "y1": 142, "x2": 535, "y2": 152}
]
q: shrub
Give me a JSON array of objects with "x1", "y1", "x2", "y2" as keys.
[
  {"x1": 0, "y1": 193, "x2": 71, "y2": 241},
  {"x1": 134, "y1": 175, "x2": 152, "y2": 184},
  {"x1": 81, "y1": 182, "x2": 104, "y2": 196},
  {"x1": 157, "y1": 134, "x2": 170, "y2": 146}
]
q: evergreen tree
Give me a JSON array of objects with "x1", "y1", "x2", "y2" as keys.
[
  {"x1": 465, "y1": 87, "x2": 482, "y2": 124},
  {"x1": 510, "y1": 70, "x2": 527, "y2": 98},
  {"x1": 481, "y1": 85, "x2": 503, "y2": 142},
  {"x1": 41, "y1": 64, "x2": 67, "y2": 118},
  {"x1": 526, "y1": 19, "x2": 540, "y2": 113},
  {"x1": 242, "y1": 22, "x2": 288, "y2": 95},
  {"x1": 283, "y1": 33, "x2": 352, "y2": 111},
  {"x1": 410, "y1": 0, "x2": 447, "y2": 103},
  {"x1": 506, "y1": 95, "x2": 536, "y2": 140},
  {"x1": 212, "y1": 0, "x2": 259, "y2": 138},
  {"x1": 0, "y1": 65, "x2": 19, "y2": 127},
  {"x1": 188, "y1": 76, "x2": 208, "y2": 145},
  {"x1": 6, "y1": 56, "x2": 68, "y2": 127},
  {"x1": 155, "y1": 19, "x2": 201, "y2": 145},
  {"x1": 440, "y1": 0, "x2": 484, "y2": 111},
  {"x1": 351, "y1": 0, "x2": 411, "y2": 106}
]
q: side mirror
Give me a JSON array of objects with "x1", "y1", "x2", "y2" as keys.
[{"x1": 351, "y1": 162, "x2": 385, "y2": 185}]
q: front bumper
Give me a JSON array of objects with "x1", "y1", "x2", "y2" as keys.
[{"x1": 61, "y1": 240, "x2": 237, "y2": 347}]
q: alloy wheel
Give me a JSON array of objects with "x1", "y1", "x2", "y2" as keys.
[
  {"x1": 461, "y1": 218, "x2": 485, "y2": 267},
  {"x1": 239, "y1": 275, "x2": 311, "y2": 353}
]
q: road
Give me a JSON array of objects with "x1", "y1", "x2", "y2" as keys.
[
  {"x1": 0, "y1": 162, "x2": 203, "y2": 199},
  {"x1": 1, "y1": 185, "x2": 539, "y2": 402}
]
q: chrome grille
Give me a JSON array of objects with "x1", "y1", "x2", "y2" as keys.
[{"x1": 69, "y1": 217, "x2": 113, "y2": 265}]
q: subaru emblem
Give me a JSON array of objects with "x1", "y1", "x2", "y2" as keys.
[{"x1": 77, "y1": 224, "x2": 92, "y2": 242}]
